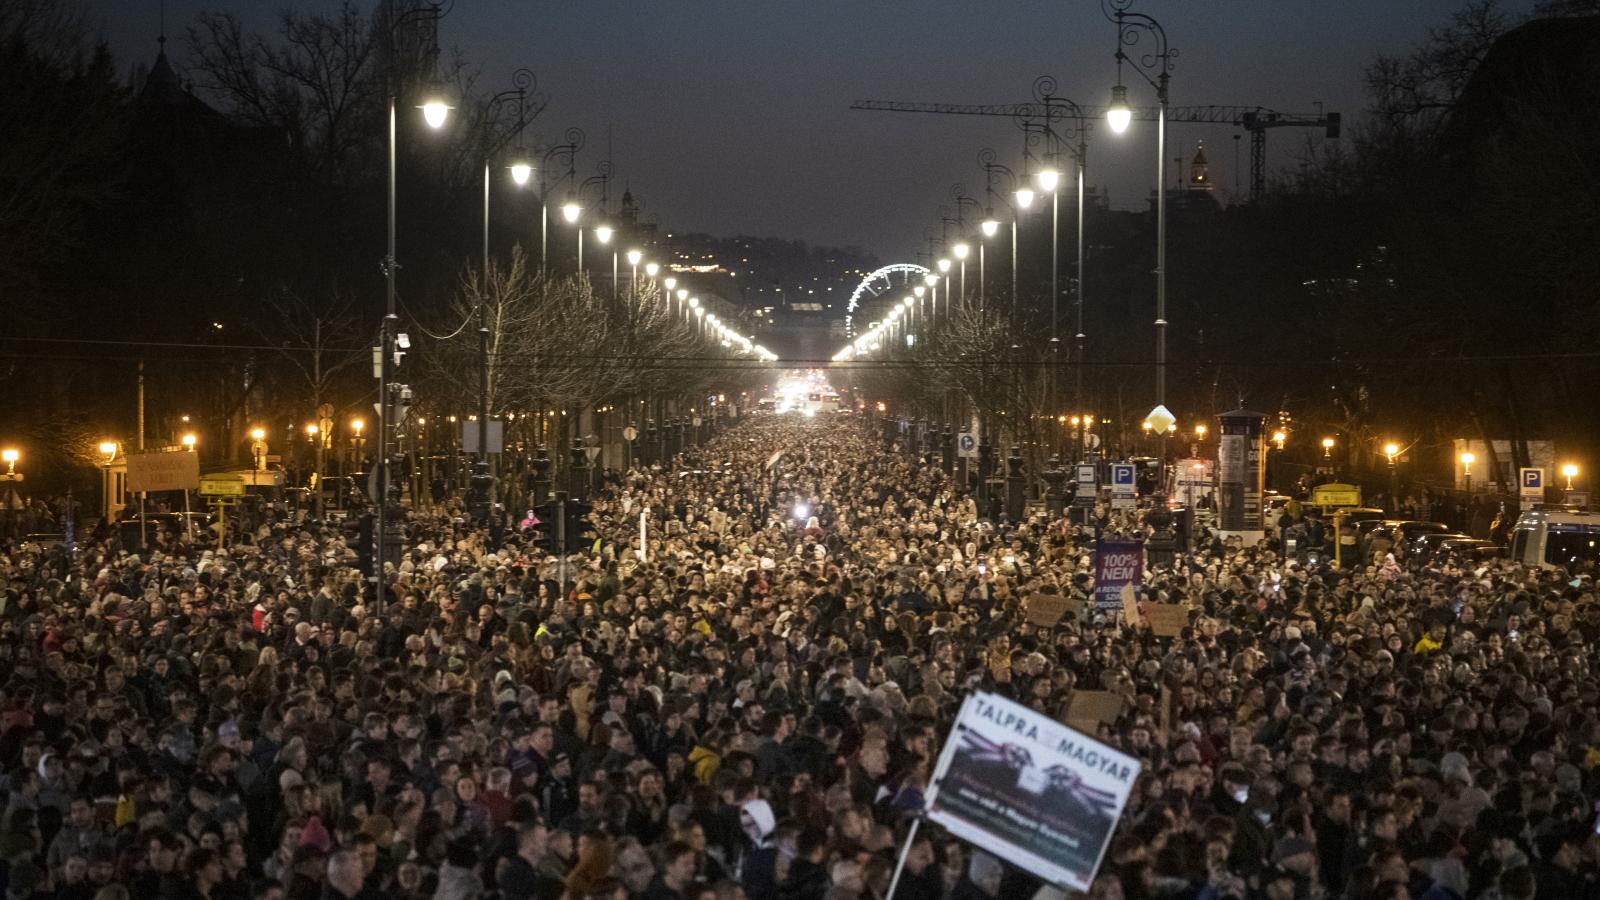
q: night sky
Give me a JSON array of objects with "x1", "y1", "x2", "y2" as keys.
[{"x1": 86, "y1": 0, "x2": 1535, "y2": 262}]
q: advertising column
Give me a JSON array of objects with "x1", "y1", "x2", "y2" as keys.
[{"x1": 1216, "y1": 409, "x2": 1266, "y2": 538}]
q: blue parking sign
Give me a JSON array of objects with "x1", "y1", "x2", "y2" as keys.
[
  {"x1": 1522, "y1": 469, "x2": 1542, "y2": 489},
  {"x1": 1112, "y1": 464, "x2": 1136, "y2": 488}
]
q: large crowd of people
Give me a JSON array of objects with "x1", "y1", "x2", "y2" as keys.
[{"x1": 0, "y1": 411, "x2": 1595, "y2": 900}]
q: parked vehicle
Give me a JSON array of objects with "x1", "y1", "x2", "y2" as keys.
[{"x1": 1511, "y1": 509, "x2": 1600, "y2": 570}]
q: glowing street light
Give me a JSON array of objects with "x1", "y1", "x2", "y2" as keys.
[
  {"x1": 594, "y1": 224, "x2": 614, "y2": 244},
  {"x1": 1106, "y1": 84, "x2": 1132, "y2": 134},
  {"x1": 561, "y1": 202, "x2": 582, "y2": 223},
  {"x1": 1272, "y1": 430, "x2": 1287, "y2": 450},
  {"x1": 509, "y1": 160, "x2": 532, "y2": 186},
  {"x1": 1383, "y1": 442, "x2": 1399, "y2": 463},
  {"x1": 1563, "y1": 463, "x2": 1580, "y2": 491},
  {"x1": 181, "y1": 433, "x2": 198, "y2": 450},
  {"x1": 1014, "y1": 187, "x2": 1035, "y2": 209},
  {"x1": 420, "y1": 99, "x2": 452, "y2": 130},
  {"x1": 980, "y1": 219, "x2": 999, "y2": 238},
  {"x1": 1035, "y1": 168, "x2": 1061, "y2": 192},
  {"x1": 98, "y1": 441, "x2": 118, "y2": 463}
]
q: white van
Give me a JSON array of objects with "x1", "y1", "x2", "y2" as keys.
[{"x1": 1510, "y1": 509, "x2": 1600, "y2": 570}]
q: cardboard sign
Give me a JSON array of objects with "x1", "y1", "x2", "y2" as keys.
[
  {"x1": 1120, "y1": 585, "x2": 1140, "y2": 623},
  {"x1": 1025, "y1": 593, "x2": 1070, "y2": 628},
  {"x1": 1063, "y1": 690, "x2": 1124, "y2": 734},
  {"x1": 125, "y1": 450, "x2": 200, "y2": 493},
  {"x1": 1147, "y1": 604, "x2": 1189, "y2": 637},
  {"x1": 927, "y1": 692, "x2": 1140, "y2": 893}
]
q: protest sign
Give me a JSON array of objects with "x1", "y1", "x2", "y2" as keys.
[
  {"x1": 1062, "y1": 690, "x2": 1124, "y2": 734},
  {"x1": 125, "y1": 450, "x2": 200, "y2": 493},
  {"x1": 1093, "y1": 540, "x2": 1143, "y2": 620},
  {"x1": 1025, "y1": 593, "x2": 1071, "y2": 628},
  {"x1": 926, "y1": 691, "x2": 1141, "y2": 892},
  {"x1": 1147, "y1": 604, "x2": 1189, "y2": 637}
]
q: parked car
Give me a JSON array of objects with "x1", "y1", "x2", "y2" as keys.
[
  {"x1": 1435, "y1": 537, "x2": 1503, "y2": 564},
  {"x1": 1407, "y1": 531, "x2": 1474, "y2": 563}
]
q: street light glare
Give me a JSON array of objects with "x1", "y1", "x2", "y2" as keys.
[
  {"x1": 1460, "y1": 451, "x2": 1475, "y2": 466},
  {"x1": 351, "y1": 419, "x2": 364, "y2": 434},
  {"x1": 923, "y1": 273, "x2": 939, "y2": 286},
  {"x1": 1015, "y1": 188, "x2": 1035, "y2": 209},
  {"x1": 1035, "y1": 169, "x2": 1061, "y2": 192},
  {"x1": 1383, "y1": 442, "x2": 1400, "y2": 459},
  {"x1": 0, "y1": 449, "x2": 16, "y2": 464},
  {"x1": 561, "y1": 202, "x2": 582, "y2": 223},
  {"x1": 1107, "y1": 84, "x2": 1132, "y2": 134},
  {"x1": 509, "y1": 162, "x2": 532, "y2": 186},
  {"x1": 182, "y1": 433, "x2": 198, "y2": 448},
  {"x1": 980, "y1": 219, "x2": 999, "y2": 237},
  {"x1": 952, "y1": 242, "x2": 970, "y2": 260},
  {"x1": 594, "y1": 225, "x2": 614, "y2": 244},
  {"x1": 98, "y1": 441, "x2": 117, "y2": 457},
  {"x1": 936, "y1": 258, "x2": 951, "y2": 273},
  {"x1": 420, "y1": 100, "x2": 451, "y2": 130},
  {"x1": 1563, "y1": 463, "x2": 1580, "y2": 478},
  {"x1": 644, "y1": 262, "x2": 660, "y2": 277},
  {"x1": 250, "y1": 428, "x2": 265, "y2": 441},
  {"x1": 626, "y1": 249, "x2": 643, "y2": 266}
]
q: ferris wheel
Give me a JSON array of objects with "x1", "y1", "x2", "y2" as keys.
[{"x1": 844, "y1": 264, "x2": 931, "y2": 337}]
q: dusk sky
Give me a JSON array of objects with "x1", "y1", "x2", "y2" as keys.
[{"x1": 86, "y1": 1, "x2": 1534, "y2": 261}]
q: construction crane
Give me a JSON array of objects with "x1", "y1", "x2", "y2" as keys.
[{"x1": 849, "y1": 99, "x2": 1340, "y2": 203}]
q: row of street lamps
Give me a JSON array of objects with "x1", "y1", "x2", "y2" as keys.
[{"x1": 838, "y1": 2, "x2": 1177, "y2": 463}]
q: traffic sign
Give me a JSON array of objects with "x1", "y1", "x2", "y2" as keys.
[
  {"x1": 1111, "y1": 463, "x2": 1136, "y2": 510},
  {"x1": 200, "y1": 474, "x2": 245, "y2": 497},
  {"x1": 957, "y1": 434, "x2": 977, "y2": 458},
  {"x1": 1520, "y1": 467, "x2": 1544, "y2": 508},
  {"x1": 692, "y1": 416, "x2": 703, "y2": 427},
  {"x1": 622, "y1": 426, "x2": 638, "y2": 442}
]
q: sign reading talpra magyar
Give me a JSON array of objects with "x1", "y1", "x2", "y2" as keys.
[{"x1": 925, "y1": 691, "x2": 1141, "y2": 892}]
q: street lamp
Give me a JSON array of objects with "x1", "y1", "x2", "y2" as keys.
[
  {"x1": 626, "y1": 248, "x2": 643, "y2": 294},
  {"x1": 979, "y1": 218, "x2": 999, "y2": 310},
  {"x1": 1563, "y1": 463, "x2": 1580, "y2": 491},
  {"x1": 1460, "y1": 451, "x2": 1476, "y2": 493},
  {"x1": 97, "y1": 441, "x2": 119, "y2": 522},
  {"x1": 1272, "y1": 430, "x2": 1287, "y2": 451},
  {"x1": 350, "y1": 418, "x2": 365, "y2": 474},
  {"x1": 420, "y1": 99, "x2": 451, "y2": 130},
  {"x1": 378, "y1": 0, "x2": 451, "y2": 594},
  {"x1": 952, "y1": 242, "x2": 970, "y2": 306},
  {"x1": 1106, "y1": 84, "x2": 1132, "y2": 134},
  {"x1": 179, "y1": 433, "x2": 198, "y2": 538},
  {"x1": 1321, "y1": 437, "x2": 1335, "y2": 456},
  {"x1": 1383, "y1": 442, "x2": 1400, "y2": 511},
  {"x1": 1105, "y1": 1, "x2": 1174, "y2": 408},
  {"x1": 561, "y1": 201, "x2": 581, "y2": 223}
]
